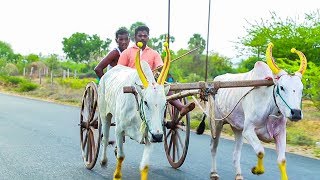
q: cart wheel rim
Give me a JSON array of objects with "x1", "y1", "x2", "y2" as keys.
[{"x1": 80, "y1": 82, "x2": 101, "y2": 169}]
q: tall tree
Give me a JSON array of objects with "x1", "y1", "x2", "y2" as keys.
[
  {"x1": 0, "y1": 41, "x2": 19, "y2": 63},
  {"x1": 188, "y1": 33, "x2": 206, "y2": 55},
  {"x1": 62, "y1": 32, "x2": 111, "y2": 64},
  {"x1": 45, "y1": 54, "x2": 60, "y2": 72},
  {"x1": 25, "y1": 53, "x2": 40, "y2": 63}
]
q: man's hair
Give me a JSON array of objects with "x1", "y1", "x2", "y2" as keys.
[
  {"x1": 135, "y1": 25, "x2": 149, "y2": 36},
  {"x1": 115, "y1": 27, "x2": 129, "y2": 38}
]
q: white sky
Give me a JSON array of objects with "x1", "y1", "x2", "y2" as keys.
[{"x1": 0, "y1": 0, "x2": 318, "y2": 61}]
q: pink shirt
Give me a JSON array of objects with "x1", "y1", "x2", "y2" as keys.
[{"x1": 117, "y1": 45, "x2": 163, "y2": 71}]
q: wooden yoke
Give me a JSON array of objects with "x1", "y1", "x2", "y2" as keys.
[{"x1": 124, "y1": 79, "x2": 274, "y2": 101}]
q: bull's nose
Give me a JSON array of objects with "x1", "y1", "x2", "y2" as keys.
[
  {"x1": 151, "y1": 133, "x2": 163, "y2": 142},
  {"x1": 290, "y1": 109, "x2": 301, "y2": 121}
]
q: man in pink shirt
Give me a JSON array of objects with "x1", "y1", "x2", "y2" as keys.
[{"x1": 118, "y1": 25, "x2": 195, "y2": 116}]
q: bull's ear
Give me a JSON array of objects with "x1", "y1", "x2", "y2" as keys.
[{"x1": 164, "y1": 85, "x2": 170, "y2": 95}]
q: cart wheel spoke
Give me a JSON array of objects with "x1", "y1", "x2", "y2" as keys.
[
  {"x1": 176, "y1": 124, "x2": 186, "y2": 131},
  {"x1": 86, "y1": 132, "x2": 90, "y2": 161},
  {"x1": 166, "y1": 129, "x2": 172, "y2": 138},
  {"x1": 172, "y1": 134, "x2": 176, "y2": 162},
  {"x1": 168, "y1": 131, "x2": 173, "y2": 156},
  {"x1": 82, "y1": 131, "x2": 88, "y2": 150},
  {"x1": 89, "y1": 129, "x2": 96, "y2": 156},
  {"x1": 176, "y1": 131, "x2": 184, "y2": 149},
  {"x1": 174, "y1": 133, "x2": 180, "y2": 159}
]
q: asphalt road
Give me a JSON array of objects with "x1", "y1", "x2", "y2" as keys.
[{"x1": 0, "y1": 93, "x2": 319, "y2": 180}]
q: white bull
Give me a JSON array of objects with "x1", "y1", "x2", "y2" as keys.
[
  {"x1": 98, "y1": 42, "x2": 171, "y2": 180},
  {"x1": 209, "y1": 43, "x2": 307, "y2": 180}
]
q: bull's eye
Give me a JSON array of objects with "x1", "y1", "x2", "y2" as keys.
[
  {"x1": 144, "y1": 101, "x2": 149, "y2": 108},
  {"x1": 280, "y1": 86, "x2": 284, "y2": 91}
]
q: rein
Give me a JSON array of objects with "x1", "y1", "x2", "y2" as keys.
[
  {"x1": 138, "y1": 97, "x2": 151, "y2": 136},
  {"x1": 214, "y1": 87, "x2": 256, "y2": 121}
]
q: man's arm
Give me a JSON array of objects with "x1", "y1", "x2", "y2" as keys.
[
  {"x1": 94, "y1": 50, "x2": 119, "y2": 78},
  {"x1": 117, "y1": 49, "x2": 130, "y2": 67},
  {"x1": 153, "y1": 51, "x2": 164, "y2": 71}
]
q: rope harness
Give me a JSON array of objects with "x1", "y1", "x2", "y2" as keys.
[
  {"x1": 138, "y1": 97, "x2": 151, "y2": 137},
  {"x1": 214, "y1": 87, "x2": 256, "y2": 121}
]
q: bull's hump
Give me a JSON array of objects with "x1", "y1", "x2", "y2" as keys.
[{"x1": 253, "y1": 61, "x2": 273, "y2": 80}]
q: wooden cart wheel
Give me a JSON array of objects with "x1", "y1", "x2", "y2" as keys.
[
  {"x1": 163, "y1": 97, "x2": 190, "y2": 169},
  {"x1": 80, "y1": 82, "x2": 101, "y2": 170}
]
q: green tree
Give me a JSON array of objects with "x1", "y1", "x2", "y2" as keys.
[
  {"x1": 62, "y1": 32, "x2": 111, "y2": 64},
  {"x1": 207, "y1": 53, "x2": 234, "y2": 79},
  {"x1": 236, "y1": 56, "x2": 260, "y2": 73},
  {"x1": 238, "y1": 11, "x2": 320, "y2": 65},
  {"x1": 45, "y1": 54, "x2": 60, "y2": 72},
  {"x1": 25, "y1": 53, "x2": 40, "y2": 63},
  {"x1": 170, "y1": 49, "x2": 233, "y2": 82},
  {"x1": 148, "y1": 34, "x2": 175, "y2": 54},
  {"x1": 0, "y1": 41, "x2": 20, "y2": 63},
  {"x1": 188, "y1": 33, "x2": 206, "y2": 55}
]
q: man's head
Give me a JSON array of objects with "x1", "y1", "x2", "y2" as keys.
[
  {"x1": 115, "y1": 27, "x2": 130, "y2": 51},
  {"x1": 135, "y1": 25, "x2": 149, "y2": 49}
]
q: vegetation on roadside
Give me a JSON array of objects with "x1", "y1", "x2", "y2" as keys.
[{"x1": 0, "y1": 75, "x2": 38, "y2": 92}]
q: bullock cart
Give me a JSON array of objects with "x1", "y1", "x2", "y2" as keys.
[{"x1": 78, "y1": 77, "x2": 274, "y2": 170}]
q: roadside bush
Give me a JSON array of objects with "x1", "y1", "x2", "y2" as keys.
[
  {"x1": 0, "y1": 75, "x2": 38, "y2": 92},
  {"x1": 57, "y1": 78, "x2": 94, "y2": 89},
  {"x1": 314, "y1": 148, "x2": 320, "y2": 158},
  {"x1": 0, "y1": 75, "x2": 25, "y2": 85},
  {"x1": 287, "y1": 128, "x2": 314, "y2": 146},
  {"x1": 3, "y1": 63, "x2": 19, "y2": 75},
  {"x1": 18, "y1": 82, "x2": 38, "y2": 92}
]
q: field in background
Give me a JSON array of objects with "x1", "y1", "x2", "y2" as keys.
[{"x1": 0, "y1": 76, "x2": 319, "y2": 159}]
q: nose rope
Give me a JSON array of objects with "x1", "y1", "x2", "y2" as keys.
[
  {"x1": 274, "y1": 85, "x2": 293, "y2": 111},
  {"x1": 139, "y1": 97, "x2": 159, "y2": 141},
  {"x1": 139, "y1": 98, "x2": 150, "y2": 134}
]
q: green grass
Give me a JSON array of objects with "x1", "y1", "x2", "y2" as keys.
[
  {"x1": 0, "y1": 75, "x2": 39, "y2": 92},
  {"x1": 57, "y1": 77, "x2": 96, "y2": 89},
  {"x1": 314, "y1": 148, "x2": 320, "y2": 158}
]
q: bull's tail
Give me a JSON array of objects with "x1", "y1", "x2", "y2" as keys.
[
  {"x1": 196, "y1": 113, "x2": 206, "y2": 134},
  {"x1": 195, "y1": 94, "x2": 216, "y2": 135}
]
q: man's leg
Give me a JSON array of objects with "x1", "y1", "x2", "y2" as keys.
[{"x1": 168, "y1": 91, "x2": 195, "y2": 116}]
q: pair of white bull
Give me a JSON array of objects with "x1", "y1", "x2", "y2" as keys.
[{"x1": 98, "y1": 41, "x2": 307, "y2": 180}]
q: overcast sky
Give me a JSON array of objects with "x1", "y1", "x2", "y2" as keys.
[{"x1": 0, "y1": 0, "x2": 318, "y2": 61}]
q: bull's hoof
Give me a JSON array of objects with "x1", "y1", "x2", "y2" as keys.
[
  {"x1": 235, "y1": 174, "x2": 244, "y2": 180},
  {"x1": 100, "y1": 159, "x2": 107, "y2": 167},
  {"x1": 113, "y1": 171, "x2": 122, "y2": 180},
  {"x1": 251, "y1": 166, "x2": 264, "y2": 175},
  {"x1": 210, "y1": 172, "x2": 219, "y2": 180}
]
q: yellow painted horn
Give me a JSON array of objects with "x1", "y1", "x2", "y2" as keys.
[
  {"x1": 135, "y1": 42, "x2": 149, "y2": 88},
  {"x1": 266, "y1": 42, "x2": 281, "y2": 74},
  {"x1": 157, "y1": 42, "x2": 171, "y2": 85},
  {"x1": 291, "y1": 48, "x2": 307, "y2": 75}
]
